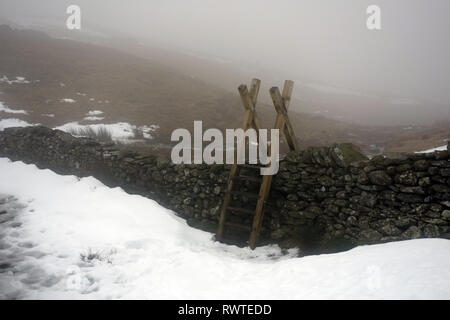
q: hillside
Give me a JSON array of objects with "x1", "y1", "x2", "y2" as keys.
[{"x1": 0, "y1": 25, "x2": 448, "y2": 154}]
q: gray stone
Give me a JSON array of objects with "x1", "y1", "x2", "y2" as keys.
[
  {"x1": 432, "y1": 184, "x2": 450, "y2": 193},
  {"x1": 395, "y1": 172, "x2": 418, "y2": 186},
  {"x1": 380, "y1": 223, "x2": 401, "y2": 236},
  {"x1": 357, "y1": 172, "x2": 369, "y2": 185},
  {"x1": 442, "y1": 210, "x2": 450, "y2": 220},
  {"x1": 403, "y1": 226, "x2": 421, "y2": 239},
  {"x1": 369, "y1": 170, "x2": 392, "y2": 186},
  {"x1": 360, "y1": 229, "x2": 382, "y2": 241}
]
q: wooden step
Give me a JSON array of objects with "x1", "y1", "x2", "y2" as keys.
[
  {"x1": 226, "y1": 206, "x2": 255, "y2": 215},
  {"x1": 225, "y1": 221, "x2": 251, "y2": 231},
  {"x1": 239, "y1": 163, "x2": 266, "y2": 170},
  {"x1": 232, "y1": 175, "x2": 261, "y2": 183},
  {"x1": 229, "y1": 191, "x2": 260, "y2": 199}
]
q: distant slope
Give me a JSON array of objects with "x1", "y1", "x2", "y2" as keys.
[{"x1": 0, "y1": 25, "x2": 447, "y2": 153}]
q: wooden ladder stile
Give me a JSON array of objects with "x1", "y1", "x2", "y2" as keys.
[{"x1": 216, "y1": 79, "x2": 300, "y2": 249}]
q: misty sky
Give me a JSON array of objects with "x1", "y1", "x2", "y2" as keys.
[{"x1": 1, "y1": 0, "x2": 450, "y2": 106}]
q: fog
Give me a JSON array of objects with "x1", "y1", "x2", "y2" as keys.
[{"x1": 1, "y1": 0, "x2": 449, "y2": 124}]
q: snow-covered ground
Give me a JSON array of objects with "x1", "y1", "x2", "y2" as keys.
[
  {"x1": 54, "y1": 122, "x2": 158, "y2": 142},
  {"x1": 416, "y1": 145, "x2": 448, "y2": 153},
  {"x1": 0, "y1": 76, "x2": 30, "y2": 85},
  {"x1": 0, "y1": 158, "x2": 449, "y2": 300},
  {"x1": 60, "y1": 98, "x2": 76, "y2": 103},
  {"x1": 0, "y1": 118, "x2": 35, "y2": 131},
  {"x1": 54, "y1": 122, "x2": 136, "y2": 141},
  {"x1": 0, "y1": 101, "x2": 28, "y2": 115}
]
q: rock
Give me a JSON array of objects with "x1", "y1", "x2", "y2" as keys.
[
  {"x1": 318, "y1": 175, "x2": 334, "y2": 186},
  {"x1": 398, "y1": 186, "x2": 425, "y2": 195},
  {"x1": 442, "y1": 210, "x2": 450, "y2": 220},
  {"x1": 414, "y1": 160, "x2": 429, "y2": 171},
  {"x1": 397, "y1": 193, "x2": 423, "y2": 203},
  {"x1": 395, "y1": 217, "x2": 416, "y2": 228},
  {"x1": 360, "y1": 229, "x2": 382, "y2": 241},
  {"x1": 305, "y1": 206, "x2": 322, "y2": 219},
  {"x1": 418, "y1": 177, "x2": 431, "y2": 187},
  {"x1": 403, "y1": 226, "x2": 421, "y2": 239},
  {"x1": 357, "y1": 172, "x2": 369, "y2": 185},
  {"x1": 287, "y1": 194, "x2": 298, "y2": 201},
  {"x1": 380, "y1": 223, "x2": 401, "y2": 236},
  {"x1": 432, "y1": 184, "x2": 450, "y2": 193},
  {"x1": 396, "y1": 163, "x2": 412, "y2": 173},
  {"x1": 330, "y1": 143, "x2": 367, "y2": 167},
  {"x1": 423, "y1": 225, "x2": 440, "y2": 238},
  {"x1": 395, "y1": 172, "x2": 418, "y2": 186},
  {"x1": 434, "y1": 151, "x2": 449, "y2": 160},
  {"x1": 360, "y1": 193, "x2": 377, "y2": 208},
  {"x1": 369, "y1": 170, "x2": 392, "y2": 186},
  {"x1": 213, "y1": 186, "x2": 221, "y2": 195}
]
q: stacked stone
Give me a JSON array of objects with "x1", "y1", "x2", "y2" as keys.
[
  {"x1": 0, "y1": 126, "x2": 449, "y2": 251},
  {"x1": 272, "y1": 143, "x2": 450, "y2": 247}
]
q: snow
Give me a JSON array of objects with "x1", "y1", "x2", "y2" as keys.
[
  {"x1": 0, "y1": 76, "x2": 31, "y2": 85},
  {"x1": 60, "y1": 99, "x2": 76, "y2": 103},
  {"x1": 139, "y1": 124, "x2": 159, "y2": 139},
  {"x1": 86, "y1": 110, "x2": 103, "y2": 116},
  {"x1": 0, "y1": 101, "x2": 28, "y2": 114},
  {"x1": 0, "y1": 158, "x2": 449, "y2": 300},
  {"x1": 55, "y1": 122, "x2": 158, "y2": 142},
  {"x1": 416, "y1": 145, "x2": 448, "y2": 153},
  {"x1": 42, "y1": 114, "x2": 55, "y2": 118},
  {"x1": 84, "y1": 116, "x2": 105, "y2": 121},
  {"x1": 55, "y1": 122, "x2": 136, "y2": 141},
  {"x1": 0, "y1": 118, "x2": 35, "y2": 131}
]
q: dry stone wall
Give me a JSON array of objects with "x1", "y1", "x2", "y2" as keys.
[{"x1": 1, "y1": 126, "x2": 449, "y2": 253}]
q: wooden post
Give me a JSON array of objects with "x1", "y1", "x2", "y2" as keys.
[{"x1": 270, "y1": 81, "x2": 299, "y2": 152}]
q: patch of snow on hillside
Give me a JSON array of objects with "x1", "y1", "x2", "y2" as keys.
[
  {"x1": 55, "y1": 122, "x2": 135, "y2": 141},
  {"x1": 0, "y1": 119, "x2": 35, "y2": 131},
  {"x1": 0, "y1": 101, "x2": 28, "y2": 114},
  {"x1": 60, "y1": 99, "x2": 76, "y2": 103},
  {"x1": 86, "y1": 110, "x2": 103, "y2": 116},
  {"x1": 139, "y1": 125, "x2": 159, "y2": 139},
  {"x1": 416, "y1": 145, "x2": 448, "y2": 153},
  {"x1": 84, "y1": 116, "x2": 105, "y2": 121},
  {"x1": 0, "y1": 76, "x2": 31, "y2": 85},
  {"x1": 0, "y1": 158, "x2": 449, "y2": 299}
]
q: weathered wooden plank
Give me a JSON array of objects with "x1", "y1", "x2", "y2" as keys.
[
  {"x1": 269, "y1": 87, "x2": 299, "y2": 151},
  {"x1": 249, "y1": 78, "x2": 261, "y2": 107},
  {"x1": 249, "y1": 174, "x2": 273, "y2": 249},
  {"x1": 216, "y1": 163, "x2": 239, "y2": 240},
  {"x1": 282, "y1": 80, "x2": 294, "y2": 108}
]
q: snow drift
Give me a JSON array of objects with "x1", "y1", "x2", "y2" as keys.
[{"x1": 0, "y1": 158, "x2": 449, "y2": 299}]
